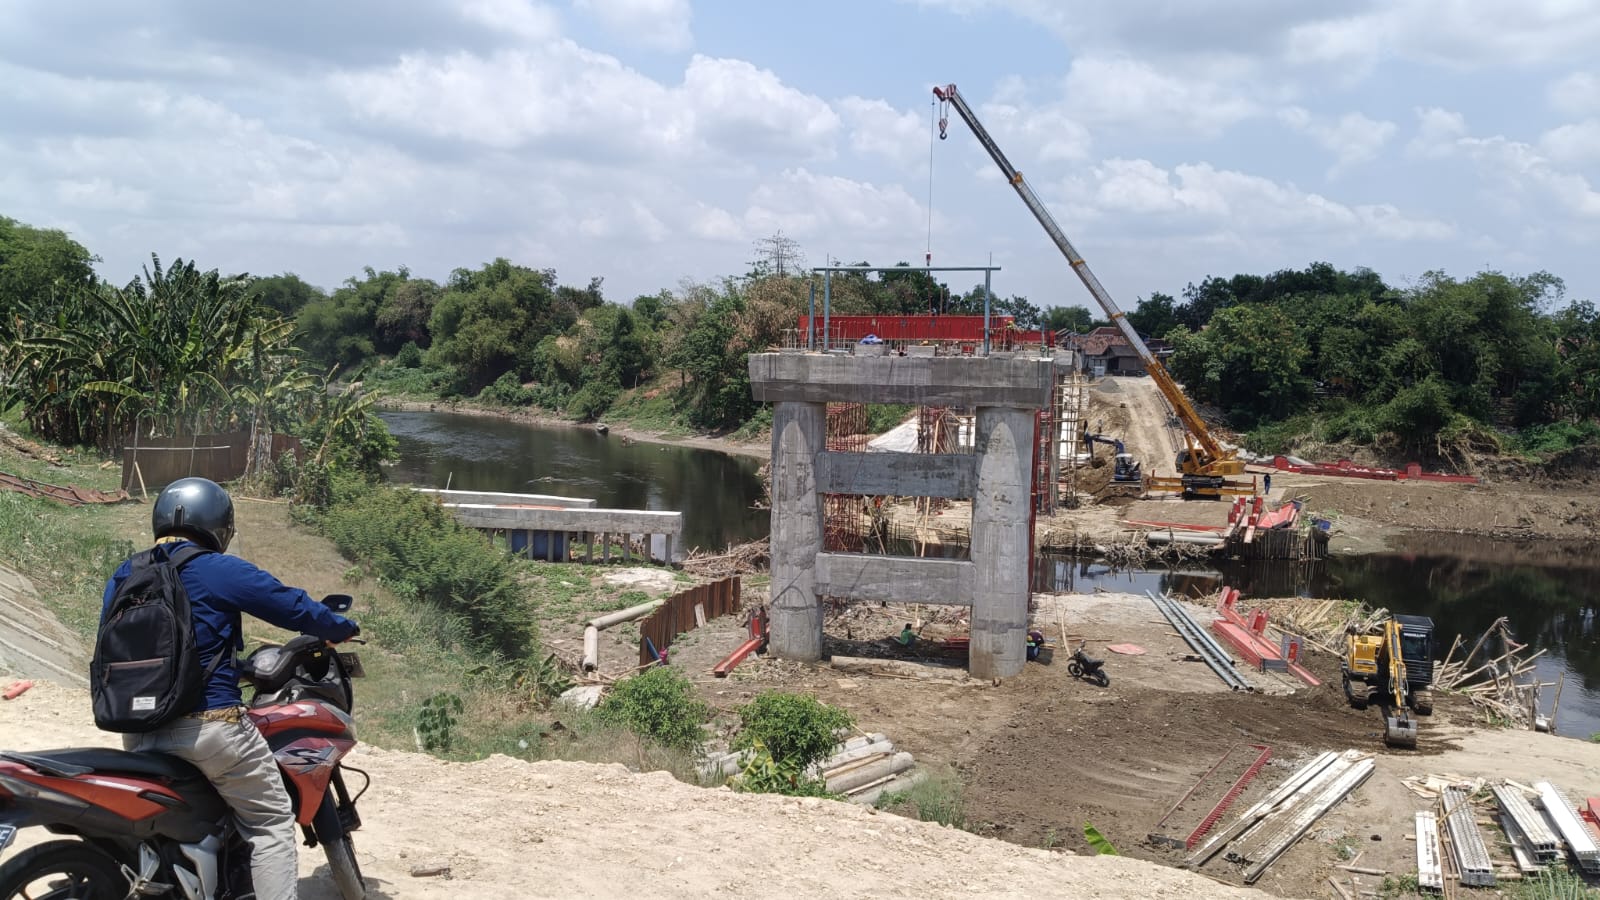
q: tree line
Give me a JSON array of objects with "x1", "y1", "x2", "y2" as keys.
[{"x1": 3, "y1": 213, "x2": 1595, "y2": 465}]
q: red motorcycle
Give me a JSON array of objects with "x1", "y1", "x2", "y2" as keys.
[{"x1": 0, "y1": 595, "x2": 368, "y2": 900}]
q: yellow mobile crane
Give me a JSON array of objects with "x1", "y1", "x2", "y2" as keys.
[{"x1": 933, "y1": 84, "x2": 1252, "y2": 499}]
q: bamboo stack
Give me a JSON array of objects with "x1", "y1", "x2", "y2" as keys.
[{"x1": 1248, "y1": 597, "x2": 1390, "y2": 657}]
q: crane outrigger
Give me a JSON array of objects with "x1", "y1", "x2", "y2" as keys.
[{"x1": 933, "y1": 83, "x2": 1252, "y2": 498}]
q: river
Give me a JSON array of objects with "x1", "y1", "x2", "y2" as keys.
[{"x1": 384, "y1": 409, "x2": 1599, "y2": 738}]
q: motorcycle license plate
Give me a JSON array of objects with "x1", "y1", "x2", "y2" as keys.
[{"x1": 0, "y1": 824, "x2": 15, "y2": 852}]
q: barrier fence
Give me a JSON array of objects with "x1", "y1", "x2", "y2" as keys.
[{"x1": 638, "y1": 576, "x2": 742, "y2": 666}]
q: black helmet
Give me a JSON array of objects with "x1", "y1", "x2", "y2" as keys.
[{"x1": 152, "y1": 477, "x2": 235, "y2": 552}]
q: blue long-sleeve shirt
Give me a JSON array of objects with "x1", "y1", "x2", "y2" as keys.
[{"x1": 102, "y1": 540, "x2": 359, "y2": 711}]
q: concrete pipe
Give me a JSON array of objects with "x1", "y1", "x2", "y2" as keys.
[
  {"x1": 851, "y1": 769, "x2": 928, "y2": 807},
  {"x1": 581, "y1": 625, "x2": 600, "y2": 672},
  {"x1": 815, "y1": 740, "x2": 896, "y2": 776},
  {"x1": 825, "y1": 752, "x2": 915, "y2": 794},
  {"x1": 588, "y1": 598, "x2": 666, "y2": 630}
]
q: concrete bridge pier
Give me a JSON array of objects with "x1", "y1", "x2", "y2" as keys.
[
  {"x1": 768, "y1": 400, "x2": 826, "y2": 660},
  {"x1": 969, "y1": 406, "x2": 1035, "y2": 680}
]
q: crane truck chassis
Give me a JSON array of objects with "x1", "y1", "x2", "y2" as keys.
[{"x1": 934, "y1": 83, "x2": 1254, "y2": 500}]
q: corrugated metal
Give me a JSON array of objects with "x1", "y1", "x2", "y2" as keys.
[{"x1": 638, "y1": 576, "x2": 742, "y2": 666}]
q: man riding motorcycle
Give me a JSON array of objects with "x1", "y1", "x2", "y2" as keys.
[{"x1": 102, "y1": 477, "x2": 360, "y2": 900}]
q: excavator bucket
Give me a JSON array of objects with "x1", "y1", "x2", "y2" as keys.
[{"x1": 1384, "y1": 715, "x2": 1418, "y2": 748}]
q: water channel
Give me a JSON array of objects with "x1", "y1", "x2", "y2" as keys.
[{"x1": 383, "y1": 409, "x2": 1600, "y2": 739}]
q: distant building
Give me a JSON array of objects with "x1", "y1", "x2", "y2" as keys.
[{"x1": 1060, "y1": 326, "x2": 1170, "y2": 377}]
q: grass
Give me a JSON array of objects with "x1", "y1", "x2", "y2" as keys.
[
  {"x1": 1507, "y1": 869, "x2": 1600, "y2": 900},
  {"x1": 603, "y1": 386, "x2": 687, "y2": 436},
  {"x1": 876, "y1": 769, "x2": 967, "y2": 829}
]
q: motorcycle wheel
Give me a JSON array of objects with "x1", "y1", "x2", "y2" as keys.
[
  {"x1": 315, "y1": 795, "x2": 366, "y2": 900},
  {"x1": 0, "y1": 840, "x2": 125, "y2": 900},
  {"x1": 1092, "y1": 671, "x2": 1110, "y2": 688},
  {"x1": 1067, "y1": 661, "x2": 1083, "y2": 677}
]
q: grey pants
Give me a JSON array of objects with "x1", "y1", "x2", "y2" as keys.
[{"x1": 124, "y1": 715, "x2": 299, "y2": 900}]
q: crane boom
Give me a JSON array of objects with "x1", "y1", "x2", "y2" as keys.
[{"x1": 933, "y1": 83, "x2": 1242, "y2": 478}]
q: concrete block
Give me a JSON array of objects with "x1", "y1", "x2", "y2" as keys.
[
  {"x1": 815, "y1": 451, "x2": 976, "y2": 499},
  {"x1": 813, "y1": 553, "x2": 975, "y2": 606},
  {"x1": 748, "y1": 353, "x2": 1054, "y2": 408}
]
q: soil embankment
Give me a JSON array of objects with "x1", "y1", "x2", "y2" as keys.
[{"x1": 0, "y1": 680, "x2": 1267, "y2": 900}]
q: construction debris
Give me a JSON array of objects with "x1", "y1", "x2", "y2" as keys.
[
  {"x1": 1434, "y1": 618, "x2": 1557, "y2": 731},
  {"x1": 0, "y1": 470, "x2": 131, "y2": 507},
  {"x1": 680, "y1": 538, "x2": 769, "y2": 578},
  {"x1": 700, "y1": 732, "x2": 923, "y2": 805}
]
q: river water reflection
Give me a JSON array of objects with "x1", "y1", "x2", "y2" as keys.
[{"x1": 379, "y1": 410, "x2": 769, "y2": 554}]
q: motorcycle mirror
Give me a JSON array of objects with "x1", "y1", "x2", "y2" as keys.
[{"x1": 322, "y1": 594, "x2": 354, "y2": 612}]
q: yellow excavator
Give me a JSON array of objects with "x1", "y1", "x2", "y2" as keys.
[{"x1": 1341, "y1": 614, "x2": 1435, "y2": 748}]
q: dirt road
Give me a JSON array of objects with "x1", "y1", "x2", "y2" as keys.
[
  {"x1": 0, "y1": 680, "x2": 1270, "y2": 900},
  {"x1": 1090, "y1": 378, "x2": 1184, "y2": 479}
]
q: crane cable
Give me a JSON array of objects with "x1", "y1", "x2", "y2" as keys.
[{"x1": 925, "y1": 96, "x2": 937, "y2": 268}]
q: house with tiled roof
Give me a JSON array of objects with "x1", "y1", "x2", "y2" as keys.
[{"x1": 1060, "y1": 326, "x2": 1169, "y2": 377}]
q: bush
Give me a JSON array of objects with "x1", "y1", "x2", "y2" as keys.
[
  {"x1": 477, "y1": 371, "x2": 533, "y2": 407},
  {"x1": 567, "y1": 381, "x2": 619, "y2": 422},
  {"x1": 302, "y1": 475, "x2": 535, "y2": 658},
  {"x1": 1514, "y1": 421, "x2": 1600, "y2": 457},
  {"x1": 594, "y1": 667, "x2": 709, "y2": 751},
  {"x1": 732, "y1": 691, "x2": 852, "y2": 772},
  {"x1": 878, "y1": 770, "x2": 966, "y2": 828},
  {"x1": 394, "y1": 341, "x2": 424, "y2": 368}
]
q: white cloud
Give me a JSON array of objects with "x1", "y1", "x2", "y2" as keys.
[
  {"x1": 743, "y1": 168, "x2": 924, "y2": 241},
  {"x1": 1540, "y1": 120, "x2": 1600, "y2": 166},
  {"x1": 575, "y1": 0, "x2": 693, "y2": 52},
  {"x1": 1063, "y1": 56, "x2": 1259, "y2": 137},
  {"x1": 682, "y1": 56, "x2": 839, "y2": 157},
  {"x1": 1278, "y1": 106, "x2": 1396, "y2": 173},
  {"x1": 459, "y1": 0, "x2": 561, "y2": 41},
  {"x1": 838, "y1": 97, "x2": 926, "y2": 170},
  {"x1": 1070, "y1": 158, "x2": 1455, "y2": 240},
  {"x1": 1405, "y1": 107, "x2": 1468, "y2": 159},
  {"x1": 333, "y1": 49, "x2": 839, "y2": 162},
  {"x1": 977, "y1": 82, "x2": 1093, "y2": 163},
  {"x1": 1548, "y1": 71, "x2": 1600, "y2": 117}
]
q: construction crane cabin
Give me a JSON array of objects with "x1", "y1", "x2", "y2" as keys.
[{"x1": 932, "y1": 83, "x2": 1253, "y2": 500}]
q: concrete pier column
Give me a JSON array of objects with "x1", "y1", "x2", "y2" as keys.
[
  {"x1": 969, "y1": 406, "x2": 1035, "y2": 680},
  {"x1": 769, "y1": 400, "x2": 826, "y2": 660}
]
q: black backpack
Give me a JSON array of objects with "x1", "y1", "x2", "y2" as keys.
[{"x1": 90, "y1": 544, "x2": 220, "y2": 732}]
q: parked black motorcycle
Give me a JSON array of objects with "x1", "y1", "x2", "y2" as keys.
[{"x1": 1066, "y1": 640, "x2": 1110, "y2": 687}]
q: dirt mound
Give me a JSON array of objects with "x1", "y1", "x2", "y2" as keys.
[{"x1": 0, "y1": 680, "x2": 1268, "y2": 900}]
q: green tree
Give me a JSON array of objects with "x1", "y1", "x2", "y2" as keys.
[
  {"x1": 296, "y1": 267, "x2": 411, "y2": 369},
  {"x1": 374, "y1": 279, "x2": 443, "y2": 352},
  {"x1": 1166, "y1": 304, "x2": 1311, "y2": 427},
  {"x1": 1127, "y1": 292, "x2": 1179, "y2": 339},
  {"x1": 0, "y1": 216, "x2": 99, "y2": 339},
  {"x1": 250, "y1": 273, "x2": 325, "y2": 318},
  {"x1": 1043, "y1": 305, "x2": 1095, "y2": 335}
]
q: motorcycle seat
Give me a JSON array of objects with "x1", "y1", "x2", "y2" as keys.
[{"x1": 32, "y1": 748, "x2": 207, "y2": 782}]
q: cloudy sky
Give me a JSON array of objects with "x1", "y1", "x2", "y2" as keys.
[{"x1": 3, "y1": 0, "x2": 1597, "y2": 309}]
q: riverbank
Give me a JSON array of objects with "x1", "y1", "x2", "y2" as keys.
[{"x1": 377, "y1": 397, "x2": 771, "y2": 461}]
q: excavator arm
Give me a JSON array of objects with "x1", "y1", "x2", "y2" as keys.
[
  {"x1": 1381, "y1": 619, "x2": 1418, "y2": 747},
  {"x1": 933, "y1": 83, "x2": 1245, "y2": 479}
]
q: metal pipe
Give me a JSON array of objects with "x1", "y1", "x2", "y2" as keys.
[
  {"x1": 823, "y1": 269, "x2": 832, "y2": 352},
  {"x1": 807, "y1": 281, "x2": 816, "y2": 350},
  {"x1": 983, "y1": 269, "x2": 992, "y2": 355},
  {"x1": 1150, "y1": 592, "x2": 1249, "y2": 691},
  {"x1": 1153, "y1": 591, "x2": 1236, "y2": 665}
]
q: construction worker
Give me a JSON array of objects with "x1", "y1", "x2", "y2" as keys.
[
  {"x1": 1263, "y1": 473, "x2": 1273, "y2": 497},
  {"x1": 896, "y1": 623, "x2": 916, "y2": 650},
  {"x1": 1026, "y1": 630, "x2": 1046, "y2": 661}
]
